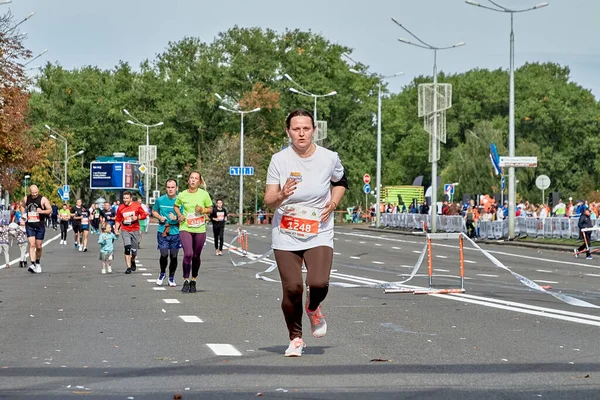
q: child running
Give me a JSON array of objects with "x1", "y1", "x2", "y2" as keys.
[
  {"x1": 8, "y1": 221, "x2": 28, "y2": 267},
  {"x1": 0, "y1": 219, "x2": 9, "y2": 269},
  {"x1": 98, "y1": 223, "x2": 117, "y2": 274}
]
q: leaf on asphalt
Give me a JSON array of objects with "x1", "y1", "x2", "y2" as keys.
[
  {"x1": 585, "y1": 374, "x2": 590, "y2": 378},
  {"x1": 369, "y1": 359, "x2": 392, "y2": 363},
  {"x1": 173, "y1": 395, "x2": 183, "y2": 400},
  {"x1": 156, "y1": 357, "x2": 168, "y2": 360}
]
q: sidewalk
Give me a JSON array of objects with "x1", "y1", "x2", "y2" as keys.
[{"x1": 352, "y1": 225, "x2": 576, "y2": 252}]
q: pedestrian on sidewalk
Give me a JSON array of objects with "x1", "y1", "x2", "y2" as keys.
[
  {"x1": 264, "y1": 109, "x2": 347, "y2": 357},
  {"x1": 575, "y1": 207, "x2": 594, "y2": 260},
  {"x1": 0, "y1": 219, "x2": 9, "y2": 269}
]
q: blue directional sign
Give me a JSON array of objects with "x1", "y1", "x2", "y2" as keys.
[
  {"x1": 229, "y1": 166, "x2": 255, "y2": 176},
  {"x1": 444, "y1": 184, "x2": 455, "y2": 195},
  {"x1": 63, "y1": 184, "x2": 70, "y2": 193},
  {"x1": 501, "y1": 176, "x2": 505, "y2": 191},
  {"x1": 58, "y1": 188, "x2": 69, "y2": 202},
  {"x1": 363, "y1": 183, "x2": 371, "y2": 194}
]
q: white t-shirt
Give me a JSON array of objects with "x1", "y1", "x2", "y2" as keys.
[{"x1": 267, "y1": 145, "x2": 344, "y2": 251}]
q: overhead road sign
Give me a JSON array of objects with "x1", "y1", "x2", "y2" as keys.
[{"x1": 499, "y1": 156, "x2": 537, "y2": 168}]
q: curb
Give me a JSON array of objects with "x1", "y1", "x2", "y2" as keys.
[{"x1": 352, "y1": 226, "x2": 576, "y2": 253}]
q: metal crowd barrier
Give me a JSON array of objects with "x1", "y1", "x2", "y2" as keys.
[{"x1": 380, "y1": 213, "x2": 598, "y2": 240}]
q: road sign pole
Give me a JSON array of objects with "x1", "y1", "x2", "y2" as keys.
[{"x1": 239, "y1": 113, "x2": 244, "y2": 225}]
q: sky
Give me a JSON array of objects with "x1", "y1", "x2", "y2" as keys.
[{"x1": 5, "y1": 0, "x2": 600, "y2": 97}]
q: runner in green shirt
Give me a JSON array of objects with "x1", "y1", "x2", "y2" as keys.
[{"x1": 174, "y1": 171, "x2": 213, "y2": 293}]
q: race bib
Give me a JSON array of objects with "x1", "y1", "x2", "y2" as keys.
[
  {"x1": 123, "y1": 211, "x2": 135, "y2": 225},
  {"x1": 186, "y1": 213, "x2": 205, "y2": 228},
  {"x1": 216, "y1": 212, "x2": 225, "y2": 222},
  {"x1": 279, "y1": 205, "x2": 320, "y2": 238},
  {"x1": 27, "y1": 212, "x2": 40, "y2": 223},
  {"x1": 82, "y1": 218, "x2": 89, "y2": 225}
]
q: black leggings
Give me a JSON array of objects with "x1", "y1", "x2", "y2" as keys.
[
  {"x1": 159, "y1": 248, "x2": 179, "y2": 277},
  {"x1": 60, "y1": 221, "x2": 69, "y2": 240},
  {"x1": 578, "y1": 232, "x2": 592, "y2": 257},
  {"x1": 274, "y1": 246, "x2": 333, "y2": 340},
  {"x1": 213, "y1": 225, "x2": 225, "y2": 250}
]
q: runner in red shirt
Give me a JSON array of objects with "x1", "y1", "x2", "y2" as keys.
[{"x1": 114, "y1": 191, "x2": 147, "y2": 274}]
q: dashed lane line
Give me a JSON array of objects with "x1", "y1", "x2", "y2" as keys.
[
  {"x1": 476, "y1": 274, "x2": 499, "y2": 278},
  {"x1": 163, "y1": 299, "x2": 180, "y2": 304},
  {"x1": 180, "y1": 316, "x2": 203, "y2": 323},
  {"x1": 153, "y1": 287, "x2": 166, "y2": 291},
  {"x1": 207, "y1": 344, "x2": 242, "y2": 356},
  {"x1": 372, "y1": 261, "x2": 384, "y2": 265}
]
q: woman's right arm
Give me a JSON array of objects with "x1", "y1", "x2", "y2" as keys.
[{"x1": 264, "y1": 179, "x2": 296, "y2": 209}]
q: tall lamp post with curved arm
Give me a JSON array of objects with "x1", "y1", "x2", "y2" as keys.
[
  {"x1": 391, "y1": 17, "x2": 464, "y2": 233},
  {"x1": 122, "y1": 109, "x2": 163, "y2": 206},
  {"x1": 215, "y1": 93, "x2": 260, "y2": 225},
  {"x1": 349, "y1": 66, "x2": 404, "y2": 228},
  {"x1": 465, "y1": 0, "x2": 548, "y2": 239}
]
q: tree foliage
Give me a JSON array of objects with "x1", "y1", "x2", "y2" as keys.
[{"x1": 21, "y1": 26, "x2": 600, "y2": 209}]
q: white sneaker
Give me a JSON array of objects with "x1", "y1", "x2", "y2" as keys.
[
  {"x1": 168, "y1": 277, "x2": 176, "y2": 287},
  {"x1": 60, "y1": 240, "x2": 63, "y2": 245},
  {"x1": 284, "y1": 338, "x2": 306, "y2": 357},
  {"x1": 101, "y1": 267, "x2": 106, "y2": 274},
  {"x1": 107, "y1": 266, "x2": 112, "y2": 273},
  {"x1": 27, "y1": 263, "x2": 36, "y2": 274},
  {"x1": 35, "y1": 264, "x2": 42, "y2": 274},
  {"x1": 156, "y1": 273, "x2": 165, "y2": 286},
  {"x1": 78, "y1": 245, "x2": 83, "y2": 252},
  {"x1": 306, "y1": 306, "x2": 327, "y2": 338}
]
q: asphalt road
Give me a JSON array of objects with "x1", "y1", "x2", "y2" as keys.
[{"x1": 1, "y1": 224, "x2": 599, "y2": 399}]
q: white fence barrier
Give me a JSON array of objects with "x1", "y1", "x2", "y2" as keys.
[{"x1": 380, "y1": 213, "x2": 597, "y2": 240}]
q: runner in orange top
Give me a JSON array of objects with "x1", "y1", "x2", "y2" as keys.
[{"x1": 114, "y1": 191, "x2": 147, "y2": 274}]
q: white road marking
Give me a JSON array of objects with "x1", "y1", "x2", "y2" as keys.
[
  {"x1": 146, "y1": 279, "x2": 155, "y2": 283},
  {"x1": 585, "y1": 273, "x2": 600, "y2": 277},
  {"x1": 534, "y1": 280, "x2": 559, "y2": 284},
  {"x1": 464, "y1": 260, "x2": 476, "y2": 264},
  {"x1": 333, "y1": 282, "x2": 361, "y2": 288},
  {"x1": 359, "y1": 241, "x2": 366, "y2": 244},
  {"x1": 374, "y1": 243, "x2": 382, "y2": 247},
  {"x1": 142, "y1": 273, "x2": 152, "y2": 276},
  {"x1": 206, "y1": 344, "x2": 242, "y2": 356},
  {"x1": 536, "y1": 270, "x2": 554, "y2": 273},
  {"x1": 138, "y1": 268, "x2": 147, "y2": 271},
  {"x1": 434, "y1": 269, "x2": 450, "y2": 272},
  {"x1": 137, "y1": 264, "x2": 143, "y2": 267},
  {"x1": 477, "y1": 274, "x2": 499, "y2": 278},
  {"x1": 350, "y1": 256, "x2": 361, "y2": 260},
  {"x1": 333, "y1": 252, "x2": 341, "y2": 255},
  {"x1": 372, "y1": 261, "x2": 384, "y2": 265},
  {"x1": 180, "y1": 316, "x2": 203, "y2": 323},
  {"x1": 392, "y1": 247, "x2": 401, "y2": 250},
  {"x1": 163, "y1": 299, "x2": 180, "y2": 304},
  {"x1": 401, "y1": 265, "x2": 415, "y2": 268},
  {"x1": 436, "y1": 255, "x2": 448, "y2": 259},
  {"x1": 153, "y1": 287, "x2": 166, "y2": 291},
  {"x1": 412, "y1": 251, "x2": 421, "y2": 254},
  {"x1": 260, "y1": 236, "x2": 266, "y2": 238}
]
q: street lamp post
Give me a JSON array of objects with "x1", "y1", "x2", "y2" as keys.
[
  {"x1": 123, "y1": 109, "x2": 163, "y2": 206},
  {"x1": 465, "y1": 0, "x2": 548, "y2": 239},
  {"x1": 284, "y1": 74, "x2": 336, "y2": 124},
  {"x1": 23, "y1": 174, "x2": 30, "y2": 195},
  {"x1": 45, "y1": 124, "x2": 85, "y2": 188},
  {"x1": 215, "y1": 93, "x2": 260, "y2": 225},
  {"x1": 391, "y1": 18, "x2": 464, "y2": 233},
  {"x1": 349, "y1": 68, "x2": 404, "y2": 228},
  {"x1": 176, "y1": 174, "x2": 183, "y2": 188}
]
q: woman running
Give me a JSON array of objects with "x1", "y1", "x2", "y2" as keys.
[
  {"x1": 58, "y1": 203, "x2": 70, "y2": 245},
  {"x1": 264, "y1": 109, "x2": 347, "y2": 357},
  {"x1": 173, "y1": 172, "x2": 213, "y2": 293}
]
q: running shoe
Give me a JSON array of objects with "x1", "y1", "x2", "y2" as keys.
[
  {"x1": 156, "y1": 273, "x2": 166, "y2": 286},
  {"x1": 125, "y1": 268, "x2": 132, "y2": 274},
  {"x1": 101, "y1": 267, "x2": 106, "y2": 275},
  {"x1": 284, "y1": 338, "x2": 306, "y2": 357},
  {"x1": 83, "y1": 247, "x2": 88, "y2": 252},
  {"x1": 78, "y1": 245, "x2": 83, "y2": 252},
  {"x1": 574, "y1": 249, "x2": 579, "y2": 258},
  {"x1": 130, "y1": 261, "x2": 136, "y2": 272},
  {"x1": 587, "y1": 256, "x2": 594, "y2": 260},
  {"x1": 28, "y1": 263, "x2": 36, "y2": 274},
  {"x1": 107, "y1": 266, "x2": 112, "y2": 273},
  {"x1": 168, "y1": 277, "x2": 176, "y2": 287},
  {"x1": 35, "y1": 264, "x2": 42, "y2": 274},
  {"x1": 181, "y1": 280, "x2": 190, "y2": 293},
  {"x1": 189, "y1": 280, "x2": 197, "y2": 293},
  {"x1": 74, "y1": 243, "x2": 78, "y2": 249},
  {"x1": 306, "y1": 305, "x2": 327, "y2": 338}
]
